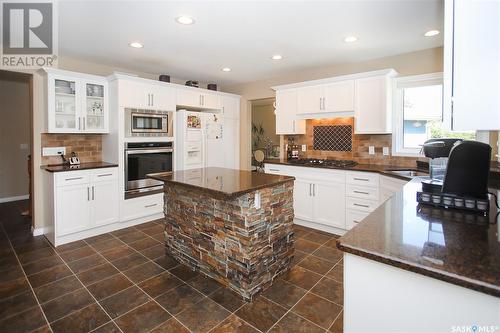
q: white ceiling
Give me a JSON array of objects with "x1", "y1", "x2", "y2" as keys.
[{"x1": 58, "y1": 0, "x2": 444, "y2": 86}]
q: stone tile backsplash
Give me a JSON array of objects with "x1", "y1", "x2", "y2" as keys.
[
  {"x1": 41, "y1": 134, "x2": 102, "y2": 165},
  {"x1": 287, "y1": 117, "x2": 425, "y2": 167},
  {"x1": 313, "y1": 125, "x2": 352, "y2": 151}
]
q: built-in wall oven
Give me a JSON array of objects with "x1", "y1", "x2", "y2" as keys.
[
  {"x1": 124, "y1": 142, "x2": 173, "y2": 199},
  {"x1": 125, "y1": 108, "x2": 173, "y2": 138}
]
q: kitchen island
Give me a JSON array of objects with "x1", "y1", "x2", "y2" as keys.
[
  {"x1": 148, "y1": 167, "x2": 295, "y2": 300},
  {"x1": 337, "y1": 179, "x2": 500, "y2": 332}
]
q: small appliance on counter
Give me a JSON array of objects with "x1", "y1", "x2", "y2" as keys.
[
  {"x1": 417, "y1": 139, "x2": 492, "y2": 215},
  {"x1": 286, "y1": 137, "x2": 300, "y2": 160},
  {"x1": 69, "y1": 152, "x2": 80, "y2": 165}
]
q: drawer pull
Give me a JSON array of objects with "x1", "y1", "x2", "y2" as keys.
[
  {"x1": 97, "y1": 173, "x2": 113, "y2": 177},
  {"x1": 353, "y1": 190, "x2": 369, "y2": 195},
  {"x1": 269, "y1": 168, "x2": 280, "y2": 172},
  {"x1": 353, "y1": 177, "x2": 369, "y2": 182},
  {"x1": 145, "y1": 204, "x2": 158, "y2": 208},
  {"x1": 353, "y1": 220, "x2": 360, "y2": 223},
  {"x1": 354, "y1": 203, "x2": 370, "y2": 208},
  {"x1": 65, "y1": 177, "x2": 83, "y2": 181}
]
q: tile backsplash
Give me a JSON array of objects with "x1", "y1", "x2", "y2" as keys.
[
  {"x1": 41, "y1": 134, "x2": 102, "y2": 165},
  {"x1": 286, "y1": 117, "x2": 425, "y2": 167}
]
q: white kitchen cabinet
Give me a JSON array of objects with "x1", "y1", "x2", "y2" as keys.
[
  {"x1": 297, "y1": 86, "x2": 322, "y2": 114},
  {"x1": 91, "y1": 180, "x2": 120, "y2": 227},
  {"x1": 56, "y1": 184, "x2": 91, "y2": 236},
  {"x1": 313, "y1": 181, "x2": 346, "y2": 229},
  {"x1": 293, "y1": 179, "x2": 315, "y2": 221},
  {"x1": 43, "y1": 68, "x2": 109, "y2": 133},
  {"x1": 118, "y1": 79, "x2": 175, "y2": 110},
  {"x1": 177, "y1": 89, "x2": 222, "y2": 110},
  {"x1": 323, "y1": 80, "x2": 355, "y2": 113},
  {"x1": 443, "y1": 0, "x2": 500, "y2": 131},
  {"x1": 354, "y1": 74, "x2": 393, "y2": 134},
  {"x1": 275, "y1": 89, "x2": 306, "y2": 135},
  {"x1": 297, "y1": 81, "x2": 355, "y2": 114},
  {"x1": 222, "y1": 95, "x2": 240, "y2": 119},
  {"x1": 46, "y1": 167, "x2": 119, "y2": 246}
]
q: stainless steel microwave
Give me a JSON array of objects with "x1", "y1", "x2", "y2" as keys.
[{"x1": 125, "y1": 108, "x2": 173, "y2": 137}]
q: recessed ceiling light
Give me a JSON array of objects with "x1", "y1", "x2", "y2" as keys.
[
  {"x1": 424, "y1": 30, "x2": 440, "y2": 37},
  {"x1": 221, "y1": 67, "x2": 231, "y2": 72},
  {"x1": 176, "y1": 16, "x2": 195, "y2": 25},
  {"x1": 128, "y1": 42, "x2": 143, "y2": 48},
  {"x1": 344, "y1": 36, "x2": 358, "y2": 43},
  {"x1": 271, "y1": 54, "x2": 283, "y2": 60}
]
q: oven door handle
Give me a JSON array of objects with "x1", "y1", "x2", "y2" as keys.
[{"x1": 125, "y1": 148, "x2": 174, "y2": 155}]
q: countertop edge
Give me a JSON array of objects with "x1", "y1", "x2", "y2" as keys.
[
  {"x1": 148, "y1": 174, "x2": 295, "y2": 200},
  {"x1": 336, "y1": 241, "x2": 500, "y2": 298},
  {"x1": 41, "y1": 162, "x2": 119, "y2": 173},
  {"x1": 263, "y1": 160, "x2": 422, "y2": 181}
]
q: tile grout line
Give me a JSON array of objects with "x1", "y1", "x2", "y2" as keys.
[
  {"x1": 45, "y1": 240, "x2": 124, "y2": 333},
  {"x1": 0, "y1": 224, "x2": 54, "y2": 333},
  {"x1": 110, "y1": 225, "x2": 260, "y2": 333},
  {"x1": 264, "y1": 235, "x2": 344, "y2": 332},
  {"x1": 88, "y1": 230, "x2": 196, "y2": 333}
]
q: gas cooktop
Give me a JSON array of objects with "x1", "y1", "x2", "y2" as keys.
[{"x1": 288, "y1": 158, "x2": 358, "y2": 168}]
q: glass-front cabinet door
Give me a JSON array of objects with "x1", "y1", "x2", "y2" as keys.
[
  {"x1": 53, "y1": 78, "x2": 79, "y2": 132},
  {"x1": 83, "y1": 82, "x2": 106, "y2": 132}
]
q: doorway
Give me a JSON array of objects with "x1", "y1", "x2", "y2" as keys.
[
  {"x1": 250, "y1": 98, "x2": 280, "y2": 170},
  {"x1": 0, "y1": 70, "x2": 34, "y2": 232}
]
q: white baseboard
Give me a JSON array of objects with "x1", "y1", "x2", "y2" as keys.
[
  {"x1": 294, "y1": 218, "x2": 346, "y2": 236},
  {"x1": 0, "y1": 195, "x2": 29, "y2": 203},
  {"x1": 32, "y1": 226, "x2": 47, "y2": 236}
]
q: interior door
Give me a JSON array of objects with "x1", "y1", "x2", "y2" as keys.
[
  {"x1": 323, "y1": 80, "x2": 355, "y2": 112},
  {"x1": 91, "y1": 181, "x2": 119, "y2": 227},
  {"x1": 56, "y1": 184, "x2": 90, "y2": 236},
  {"x1": 313, "y1": 181, "x2": 346, "y2": 229},
  {"x1": 297, "y1": 86, "x2": 322, "y2": 114},
  {"x1": 293, "y1": 179, "x2": 314, "y2": 221}
]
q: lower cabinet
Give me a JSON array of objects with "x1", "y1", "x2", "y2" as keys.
[
  {"x1": 265, "y1": 163, "x2": 409, "y2": 233},
  {"x1": 48, "y1": 167, "x2": 119, "y2": 245}
]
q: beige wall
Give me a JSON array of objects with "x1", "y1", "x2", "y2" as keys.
[
  {"x1": 251, "y1": 102, "x2": 280, "y2": 154},
  {"x1": 0, "y1": 77, "x2": 31, "y2": 200},
  {"x1": 225, "y1": 47, "x2": 444, "y2": 170}
]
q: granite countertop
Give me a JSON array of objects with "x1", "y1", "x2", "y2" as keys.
[
  {"x1": 337, "y1": 179, "x2": 500, "y2": 297},
  {"x1": 42, "y1": 162, "x2": 118, "y2": 172},
  {"x1": 147, "y1": 167, "x2": 295, "y2": 199},
  {"x1": 263, "y1": 158, "x2": 428, "y2": 181}
]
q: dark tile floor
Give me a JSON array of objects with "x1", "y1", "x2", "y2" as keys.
[{"x1": 0, "y1": 200, "x2": 344, "y2": 333}]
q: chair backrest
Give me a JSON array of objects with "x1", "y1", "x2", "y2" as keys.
[{"x1": 254, "y1": 150, "x2": 265, "y2": 163}]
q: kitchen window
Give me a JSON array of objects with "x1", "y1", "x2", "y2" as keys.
[{"x1": 392, "y1": 73, "x2": 476, "y2": 156}]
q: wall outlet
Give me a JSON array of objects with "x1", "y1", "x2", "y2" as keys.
[
  {"x1": 383, "y1": 147, "x2": 390, "y2": 156},
  {"x1": 43, "y1": 147, "x2": 66, "y2": 157},
  {"x1": 301, "y1": 144, "x2": 307, "y2": 152},
  {"x1": 368, "y1": 146, "x2": 375, "y2": 155}
]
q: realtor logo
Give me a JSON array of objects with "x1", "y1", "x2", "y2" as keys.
[{"x1": 1, "y1": 0, "x2": 57, "y2": 68}]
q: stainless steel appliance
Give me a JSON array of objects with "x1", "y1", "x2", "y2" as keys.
[
  {"x1": 288, "y1": 158, "x2": 358, "y2": 168},
  {"x1": 124, "y1": 142, "x2": 173, "y2": 198},
  {"x1": 125, "y1": 108, "x2": 173, "y2": 138}
]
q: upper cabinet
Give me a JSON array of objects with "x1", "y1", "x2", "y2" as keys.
[
  {"x1": 354, "y1": 74, "x2": 393, "y2": 134},
  {"x1": 43, "y1": 68, "x2": 109, "y2": 134},
  {"x1": 177, "y1": 89, "x2": 222, "y2": 110},
  {"x1": 297, "y1": 80, "x2": 355, "y2": 114},
  {"x1": 275, "y1": 89, "x2": 306, "y2": 135},
  {"x1": 273, "y1": 69, "x2": 397, "y2": 135},
  {"x1": 443, "y1": 0, "x2": 500, "y2": 131},
  {"x1": 117, "y1": 79, "x2": 175, "y2": 110}
]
